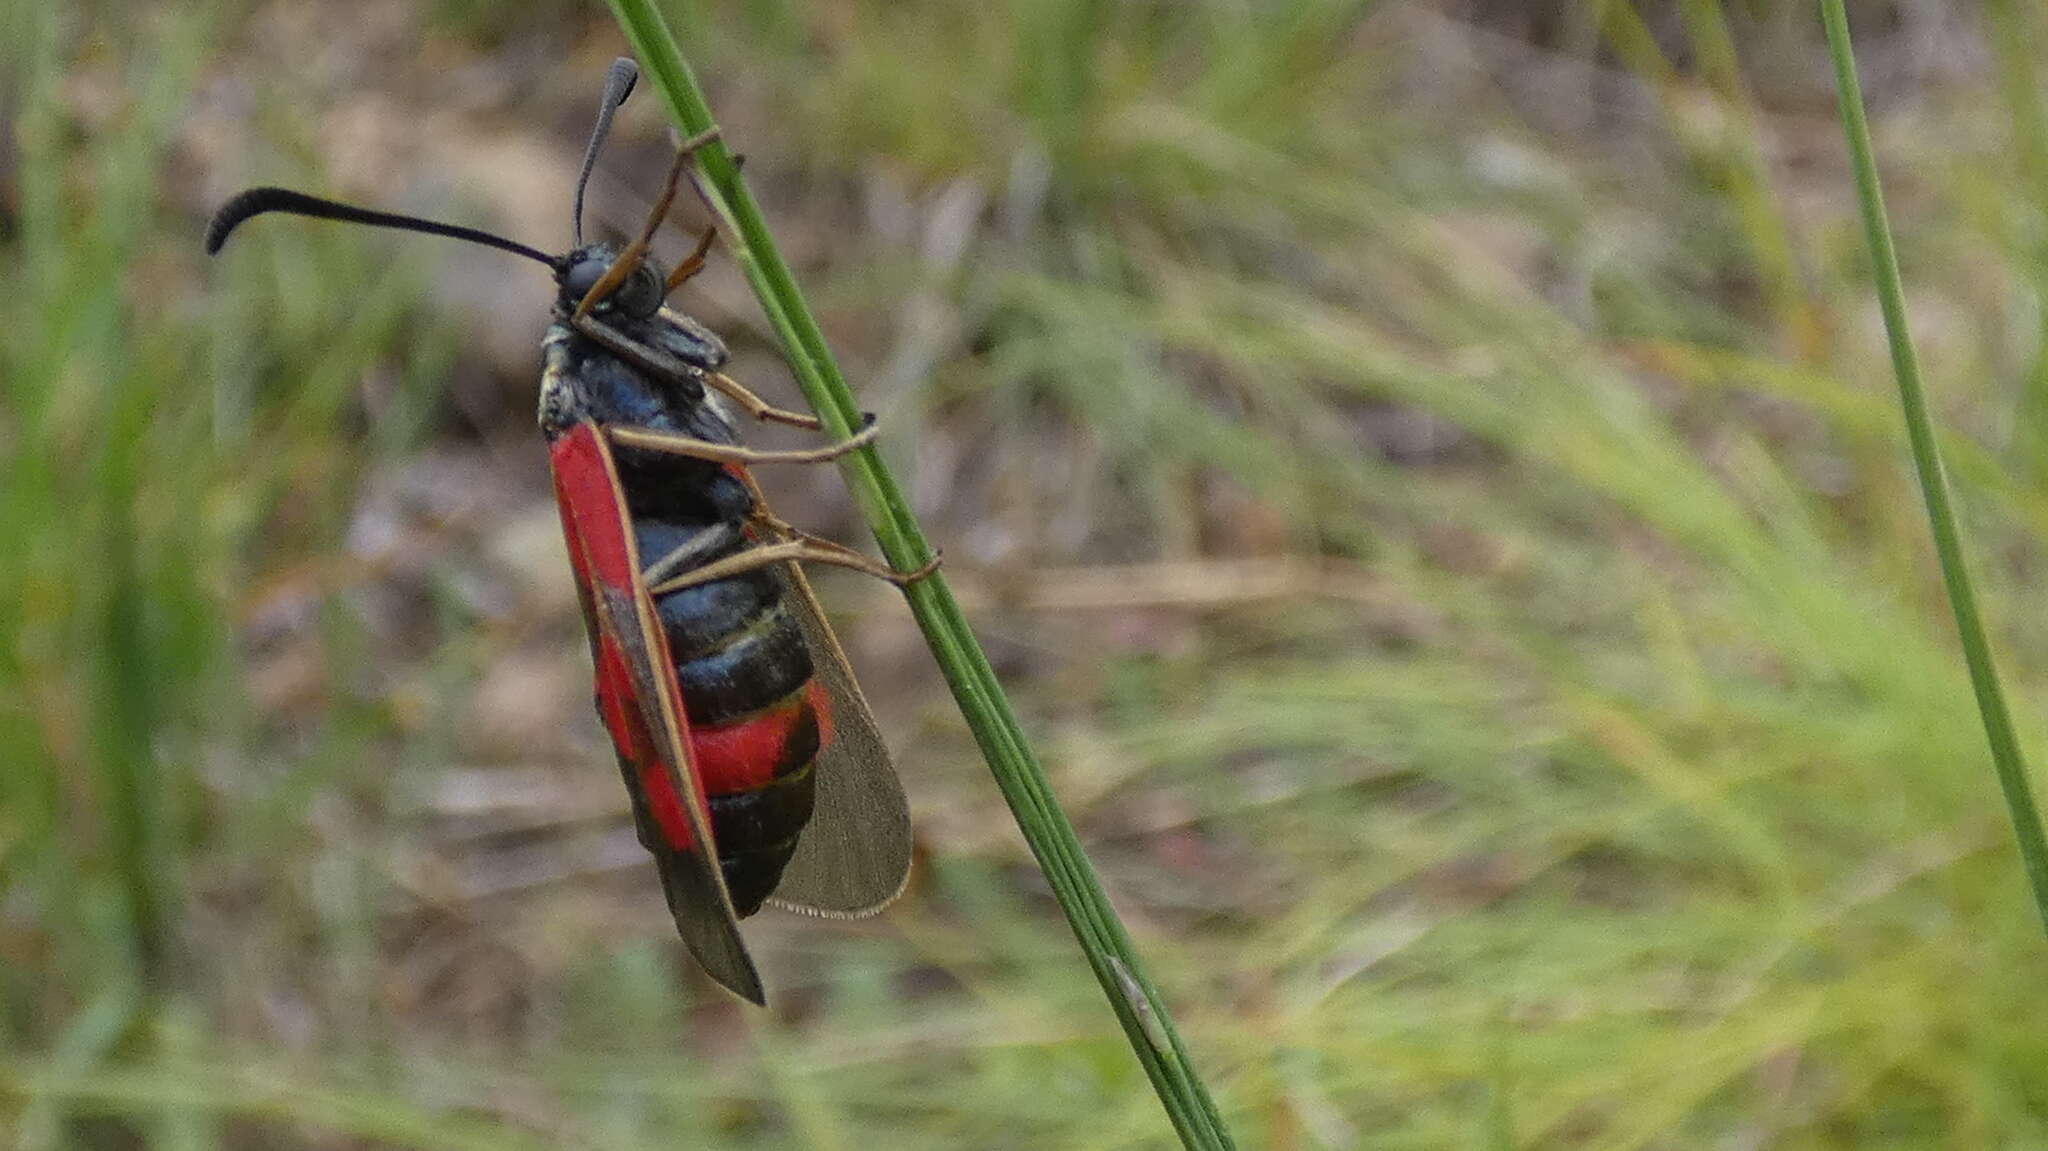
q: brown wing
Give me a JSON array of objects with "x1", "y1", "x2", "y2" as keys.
[
  {"x1": 550, "y1": 420, "x2": 765, "y2": 1003},
  {"x1": 752, "y1": 511, "x2": 914, "y2": 918}
]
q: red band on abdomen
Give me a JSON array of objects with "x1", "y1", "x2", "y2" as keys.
[{"x1": 689, "y1": 681, "x2": 830, "y2": 795}]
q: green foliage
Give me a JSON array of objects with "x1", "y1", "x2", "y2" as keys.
[
  {"x1": 6, "y1": 0, "x2": 2048, "y2": 1148},
  {"x1": 0, "y1": 0, "x2": 452, "y2": 1137}
]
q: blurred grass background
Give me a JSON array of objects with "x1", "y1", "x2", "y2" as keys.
[{"x1": 6, "y1": 0, "x2": 2048, "y2": 1147}]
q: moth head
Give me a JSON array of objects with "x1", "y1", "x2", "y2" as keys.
[{"x1": 558, "y1": 245, "x2": 668, "y2": 319}]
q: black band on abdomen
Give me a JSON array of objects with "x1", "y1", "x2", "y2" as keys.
[{"x1": 673, "y1": 604, "x2": 813, "y2": 725}]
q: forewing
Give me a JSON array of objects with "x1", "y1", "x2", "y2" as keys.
[
  {"x1": 550, "y1": 420, "x2": 764, "y2": 1003},
  {"x1": 755, "y1": 504, "x2": 913, "y2": 918}
]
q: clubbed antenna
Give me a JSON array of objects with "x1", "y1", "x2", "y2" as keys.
[
  {"x1": 205, "y1": 186, "x2": 556, "y2": 266},
  {"x1": 573, "y1": 57, "x2": 640, "y2": 247}
]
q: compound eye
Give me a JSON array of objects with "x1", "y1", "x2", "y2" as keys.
[
  {"x1": 562, "y1": 256, "x2": 608, "y2": 302},
  {"x1": 613, "y1": 264, "x2": 664, "y2": 317}
]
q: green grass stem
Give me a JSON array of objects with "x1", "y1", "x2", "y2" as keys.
[
  {"x1": 1821, "y1": 0, "x2": 2048, "y2": 934},
  {"x1": 603, "y1": 1, "x2": 1239, "y2": 1146}
]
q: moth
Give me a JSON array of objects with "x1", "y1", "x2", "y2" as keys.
[{"x1": 207, "y1": 59, "x2": 932, "y2": 1003}]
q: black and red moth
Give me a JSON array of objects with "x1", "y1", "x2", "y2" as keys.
[{"x1": 205, "y1": 59, "x2": 926, "y2": 1004}]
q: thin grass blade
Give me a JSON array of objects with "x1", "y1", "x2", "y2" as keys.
[{"x1": 1821, "y1": 0, "x2": 2048, "y2": 933}]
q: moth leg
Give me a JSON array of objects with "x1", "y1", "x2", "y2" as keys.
[
  {"x1": 752, "y1": 515, "x2": 944, "y2": 584},
  {"x1": 642, "y1": 522, "x2": 745, "y2": 588},
  {"x1": 664, "y1": 226, "x2": 717, "y2": 293},
  {"x1": 572, "y1": 312, "x2": 874, "y2": 437},
  {"x1": 572, "y1": 313, "x2": 699, "y2": 384},
  {"x1": 576, "y1": 126, "x2": 722, "y2": 320},
  {"x1": 731, "y1": 464, "x2": 941, "y2": 583},
  {"x1": 607, "y1": 414, "x2": 878, "y2": 465},
  {"x1": 572, "y1": 312, "x2": 842, "y2": 440},
  {"x1": 698, "y1": 368, "x2": 881, "y2": 433},
  {"x1": 647, "y1": 539, "x2": 941, "y2": 595},
  {"x1": 723, "y1": 462, "x2": 944, "y2": 588}
]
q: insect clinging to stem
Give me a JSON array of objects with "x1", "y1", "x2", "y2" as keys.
[{"x1": 205, "y1": 57, "x2": 937, "y2": 1005}]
